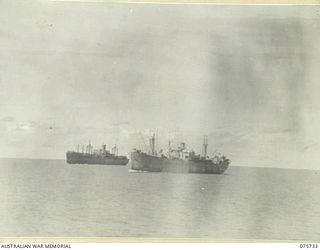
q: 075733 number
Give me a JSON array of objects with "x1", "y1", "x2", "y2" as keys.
[{"x1": 300, "y1": 244, "x2": 318, "y2": 248}]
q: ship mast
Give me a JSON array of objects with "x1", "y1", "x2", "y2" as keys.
[
  {"x1": 203, "y1": 136, "x2": 208, "y2": 158},
  {"x1": 155, "y1": 131, "x2": 158, "y2": 155},
  {"x1": 168, "y1": 140, "x2": 172, "y2": 159},
  {"x1": 89, "y1": 140, "x2": 92, "y2": 154},
  {"x1": 149, "y1": 133, "x2": 156, "y2": 155}
]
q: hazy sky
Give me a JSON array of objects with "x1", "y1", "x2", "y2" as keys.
[{"x1": 1, "y1": 1, "x2": 320, "y2": 169}]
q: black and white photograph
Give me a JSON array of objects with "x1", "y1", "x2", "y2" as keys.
[{"x1": 0, "y1": 0, "x2": 319, "y2": 242}]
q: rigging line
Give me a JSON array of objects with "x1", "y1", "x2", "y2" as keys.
[{"x1": 139, "y1": 132, "x2": 148, "y2": 152}]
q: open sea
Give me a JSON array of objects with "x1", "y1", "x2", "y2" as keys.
[{"x1": 0, "y1": 158, "x2": 319, "y2": 240}]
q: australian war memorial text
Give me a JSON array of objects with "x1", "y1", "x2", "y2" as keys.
[{"x1": 0, "y1": 245, "x2": 71, "y2": 249}]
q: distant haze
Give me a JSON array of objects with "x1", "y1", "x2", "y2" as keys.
[{"x1": 1, "y1": 1, "x2": 320, "y2": 169}]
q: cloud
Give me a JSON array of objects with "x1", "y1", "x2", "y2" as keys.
[
  {"x1": 0, "y1": 116, "x2": 15, "y2": 122},
  {"x1": 7, "y1": 121, "x2": 37, "y2": 132},
  {"x1": 110, "y1": 121, "x2": 130, "y2": 126},
  {"x1": 302, "y1": 143, "x2": 319, "y2": 152}
]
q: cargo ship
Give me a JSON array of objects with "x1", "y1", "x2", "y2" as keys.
[
  {"x1": 130, "y1": 134, "x2": 230, "y2": 174},
  {"x1": 66, "y1": 142, "x2": 129, "y2": 165}
]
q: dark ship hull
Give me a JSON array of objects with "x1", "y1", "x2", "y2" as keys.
[
  {"x1": 66, "y1": 152, "x2": 129, "y2": 165},
  {"x1": 130, "y1": 151, "x2": 229, "y2": 174}
]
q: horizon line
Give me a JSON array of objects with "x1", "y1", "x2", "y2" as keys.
[{"x1": 0, "y1": 157, "x2": 318, "y2": 172}]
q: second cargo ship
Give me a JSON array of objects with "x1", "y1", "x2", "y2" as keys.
[{"x1": 66, "y1": 142, "x2": 129, "y2": 165}]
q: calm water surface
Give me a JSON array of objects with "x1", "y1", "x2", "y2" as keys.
[{"x1": 0, "y1": 158, "x2": 319, "y2": 240}]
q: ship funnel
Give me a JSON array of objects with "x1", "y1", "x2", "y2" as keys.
[{"x1": 111, "y1": 144, "x2": 118, "y2": 156}]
